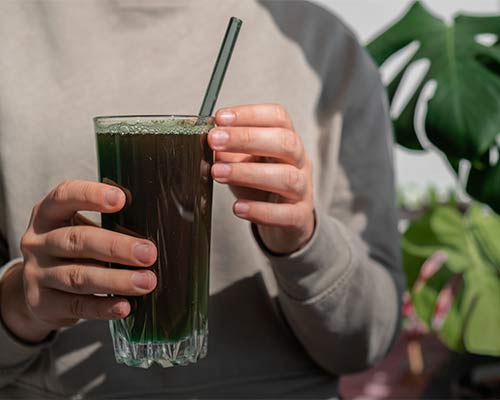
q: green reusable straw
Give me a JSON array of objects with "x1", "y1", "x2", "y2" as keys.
[{"x1": 199, "y1": 17, "x2": 242, "y2": 117}]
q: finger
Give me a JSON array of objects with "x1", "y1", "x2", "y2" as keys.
[
  {"x1": 232, "y1": 200, "x2": 311, "y2": 229},
  {"x1": 211, "y1": 162, "x2": 307, "y2": 201},
  {"x1": 36, "y1": 289, "x2": 131, "y2": 323},
  {"x1": 37, "y1": 180, "x2": 125, "y2": 229},
  {"x1": 43, "y1": 226, "x2": 157, "y2": 266},
  {"x1": 215, "y1": 104, "x2": 293, "y2": 129},
  {"x1": 209, "y1": 127, "x2": 305, "y2": 167},
  {"x1": 214, "y1": 151, "x2": 256, "y2": 163},
  {"x1": 40, "y1": 263, "x2": 157, "y2": 296},
  {"x1": 229, "y1": 186, "x2": 271, "y2": 202}
]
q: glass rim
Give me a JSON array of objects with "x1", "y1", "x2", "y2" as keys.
[{"x1": 93, "y1": 114, "x2": 213, "y2": 122}]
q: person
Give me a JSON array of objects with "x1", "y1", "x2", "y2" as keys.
[{"x1": 0, "y1": 0, "x2": 404, "y2": 398}]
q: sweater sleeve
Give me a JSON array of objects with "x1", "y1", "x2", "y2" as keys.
[{"x1": 252, "y1": 63, "x2": 404, "y2": 374}]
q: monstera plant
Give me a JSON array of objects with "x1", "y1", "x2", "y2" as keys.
[
  {"x1": 367, "y1": 1, "x2": 500, "y2": 356},
  {"x1": 368, "y1": 1, "x2": 500, "y2": 211}
]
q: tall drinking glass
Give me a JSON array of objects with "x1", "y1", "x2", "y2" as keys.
[{"x1": 94, "y1": 115, "x2": 214, "y2": 368}]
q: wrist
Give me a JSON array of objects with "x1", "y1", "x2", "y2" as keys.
[
  {"x1": 0, "y1": 262, "x2": 53, "y2": 343},
  {"x1": 257, "y1": 210, "x2": 316, "y2": 255}
]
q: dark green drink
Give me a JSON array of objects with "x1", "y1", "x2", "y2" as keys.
[{"x1": 94, "y1": 116, "x2": 214, "y2": 368}]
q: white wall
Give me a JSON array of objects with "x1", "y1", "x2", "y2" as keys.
[{"x1": 313, "y1": 0, "x2": 500, "y2": 201}]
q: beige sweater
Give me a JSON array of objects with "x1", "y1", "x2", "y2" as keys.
[{"x1": 0, "y1": 1, "x2": 403, "y2": 398}]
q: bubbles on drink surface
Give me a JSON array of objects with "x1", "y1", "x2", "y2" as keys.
[{"x1": 95, "y1": 117, "x2": 213, "y2": 135}]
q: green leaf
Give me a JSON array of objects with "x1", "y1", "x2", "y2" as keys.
[
  {"x1": 430, "y1": 207, "x2": 465, "y2": 244},
  {"x1": 404, "y1": 210, "x2": 436, "y2": 243},
  {"x1": 438, "y1": 288, "x2": 465, "y2": 352},
  {"x1": 367, "y1": 1, "x2": 500, "y2": 211},
  {"x1": 468, "y1": 205, "x2": 500, "y2": 273},
  {"x1": 403, "y1": 206, "x2": 471, "y2": 274},
  {"x1": 412, "y1": 285, "x2": 438, "y2": 327},
  {"x1": 368, "y1": 1, "x2": 500, "y2": 160},
  {"x1": 403, "y1": 203, "x2": 500, "y2": 355},
  {"x1": 462, "y1": 268, "x2": 500, "y2": 355},
  {"x1": 411, "y1": 265, "x2": 453, "y2": 326}
]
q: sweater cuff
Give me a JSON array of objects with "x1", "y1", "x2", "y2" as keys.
[
  {"x1": 0, "y1": 258, "x2": 56, "y2": 368},
  {"x1": 251, "y1": 211, "x2": 354, "y2": 302}
]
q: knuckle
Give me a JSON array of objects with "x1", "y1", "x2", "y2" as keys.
[
  {"x1": 20, "y1": 232, "x2": 37, "y2": 252},
  {"x1": 65, "y1": 227, "x2": 84, "y2": 254},
  {"x1": 248, "y1": 106, "x2": 259, "y2": 123},
  {"x1": 280, "y1": 129, "x2": 300, "y2": 159},
  {"x1": 241, "y1": 127, "x2": 253, "y2": 147},
  {"x1": 79, "y1": 181, "x2": 94, "y2": 203},
  {"x1": 52, "y1": 180, "x2": 72, "y2": 203},
  {"x1": 274, "y1": 104, "x2": 289, "y2": 125},
  {"x1": 285, "y1": 168, "x2": 306, "y2": 196},
  {"x1": 67, "y1": 266, "x2": 86, "y2": 291},
  {"x1": 69, "y1": 296, "x2": 86, "y2": 318},
  {"x1": 22, "y1": 262, "x2": 39, "y2": 285},
  {"x1": 108, "y1": 237, "x2": 121, "y2": 259}
]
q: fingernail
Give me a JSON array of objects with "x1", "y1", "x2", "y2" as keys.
[
  {"x1": 210, "y1": 130, "x2": 229, "y2": 148},
  {"x1": 132, "y1": 271, "x2": 154, "y2": 290},
  {"x1": 112, "y1": 301, "x2": 130, "y2": 318},
  {"x1": 219, "y1": 111, "x2": 236, "y2": 125},
  {"x1": 212, "y1": 163, "x2": 231, "y2": 178},
  {"x1": 105, "y1": 189, "x2": 122, "y2": 207},
  {"x1": 234, "y1": 202, "x2": 250, "y2": 216},
  {"x1": 133, "y1": 243, "x2": 154, "y2": 263}
]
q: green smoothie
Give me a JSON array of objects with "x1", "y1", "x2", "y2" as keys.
[{"x1": 96, "y1": 117, "x2": 213, "y2": 348}]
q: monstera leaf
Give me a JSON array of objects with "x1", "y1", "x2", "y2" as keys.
[
  {"x1": 367, "y1": 2, "x2": 500, "y2": 212},
  {"x1": 403, "y1": 203, "x2": 500, "y2": 355}
]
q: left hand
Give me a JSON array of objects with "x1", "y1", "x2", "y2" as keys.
[{"x1": 208, "y1": 104, "x2": 315, "y2": 255}]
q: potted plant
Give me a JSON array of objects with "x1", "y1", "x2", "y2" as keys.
[{"x1": 367, "y1": 2, "x2": 500, "y2": 396}]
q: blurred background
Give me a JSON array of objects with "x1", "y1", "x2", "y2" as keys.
[{"x1": 311, "y1": 1, "x2": 500, "y2": 399}]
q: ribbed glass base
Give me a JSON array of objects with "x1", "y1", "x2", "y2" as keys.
[{"x1": 110, "y1": 322, "x2": 208, "y2": 368}]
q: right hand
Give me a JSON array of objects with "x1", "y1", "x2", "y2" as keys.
[{"x1": 0, "y1": 180, "x2": 157, "y2": 343}]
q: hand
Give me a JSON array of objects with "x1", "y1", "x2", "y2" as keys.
[
  {"x1": 208, "y1": 104, "x2": 315, "y2": 254},
  {"x1": 0, "y1": 180, "x2": 157, "y2": 343}
]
